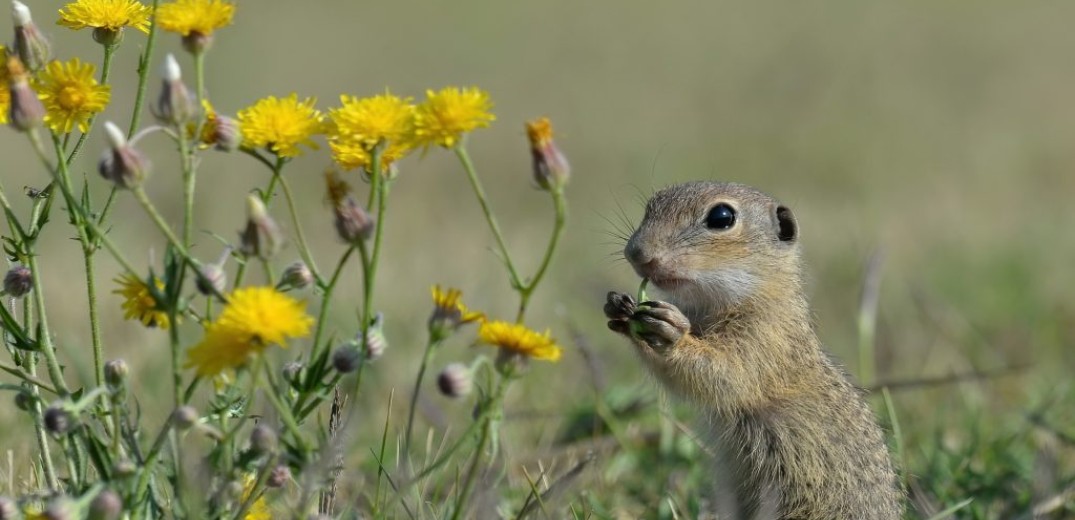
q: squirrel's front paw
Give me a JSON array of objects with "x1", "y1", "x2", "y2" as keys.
[
  {"x1": 630, "y1": 301, "x2": 690, "y2": 352},
  {"x1": 605, "y1": 291, "x2": 637, "y2": 336}
]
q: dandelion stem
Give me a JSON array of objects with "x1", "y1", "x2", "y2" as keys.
[
  {"x1": 275, "y1": 166, "x2": 323, "y2": 284},
  {"x1": 451, "y1": 374, "x2": 510, "y2": 520},
  {"x1": 516, "y1": 188, "x2": 567, "y2": 323},
  {"x1": 180, "y1": 130, "x2": 196, "y2": 247},
  {"x1": 65, "y1": 41, "x2": 118, "y2": 164},
  {"x1": 127, "y1": 0, "x2": 163, "y2": 140},
  {"x1": 131, "y1": 186, "x2": 191, "y2": 261},
  {"x1": 308, "y1": 246, "x2": 356, "y2": 370},
  {"x1": 261, "y1": 362, "x2": 312, "y2": 455},
  {"x1": 454, "y1": 145, "x2": 522, "y2": 290},
  {"x1": 26, "y1": 133, "x2": 139, "y2": 278},
  {"x1": 404, "y1": 337, "x2": 440, "y2": 457}
]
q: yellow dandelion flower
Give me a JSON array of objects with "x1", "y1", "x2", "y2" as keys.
[
  {"x1": 241, "y1": 474, "x2": 272, "y2": 520},
  {"x1": 0, "y1": 46, "x2": 10, "y2": 125},
  {"x1": 156, "y1": 0, "x2": 235, "y2": 36},
  {"x1": 57, "y1": 0, "x2": 152, "y2": 33},
  {"x1": 412, "y1": 86, "x2": 495, "y2": 149},
  {"x1": 329, "y1": 139, "x2": 411, "y2": 171},
  {"x1": 237, "y1": 94, "x2": 323, "y2": 158},
  {"x1": 113, "y1": 273, "x2": 171, "y2": 329},
  {"x1": 185, "y1": 286, "x2": 313, "y2": 376},
  {"x1": 477, "y1": 320, "x2": 561, "y2": 362},
  {"x1": 35, "y1": 58, "x2": 111, "y2": 134},
  {"x1": 327, "y1": 92, "x2": 417, "y2": 171},
  {"x1": 328, "y1": 93, "x2": 416, "y2": 149},
  {"x1": 525, "y1": 117, "x2": 553, "y2": 147},
  {"x1": 430, "y1": 285, "x2": 485, "y2": 327}
]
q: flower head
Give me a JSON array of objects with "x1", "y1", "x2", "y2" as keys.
[
  {"x1": 35, "y1": 58, "x2": 111, "y2": 134},
  {"x1": 412, "y1": 86, "x2": 495, "y2": 149},
  {"x1": 429, "y1": 285, "x2": 484, "y2": 338},
  {"x1": 526, "y1": 117, "x2": 570, "y2": 191},
  {"x1": 193, "y1": 99, "x2": 242, "y2": 151},
  {"x1": 113, "y1": 273, "x2": 171, "y2": 329},
  {"x1": 57, "y1": 0, "x2": 152, "y2": 33},
  {"x1": 156, "y1": 0, "x2": 234, "y2": 36},
  {"x1": 478, "y1": 320, "x2": 560, "y2": 361},
  {"x1": 237, "y1": 93, "x2": 323, "y2": 158},
  {"x1": 241, "y1": 474, "x2": 272, "y2": 520},
  {"x1": 185, "y1": 287, "x2": 313, "y2": 376},
  {"x1": 0, "y1": 47, "x2": 11, "y2": 125},
  {"x1": 327, "y1": 92, "x2": 416, "y2": 170}
]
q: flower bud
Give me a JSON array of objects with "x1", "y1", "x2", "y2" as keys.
[
  {"x1": 173, "y1": 405, "x2": 198, "y2": 430},
  {"x1": 331, "y1": 345, "x2": 361, "y2": 374},
  {"x1": 280, "y1": 261, "x2": 313, "y2": 290},
  {"x1": 7, "y1": 56, "x2": 44, "y2": 131},
  {"x1": 44, "y1": 406, "x2": 70, "y2": 435},
  {"x1": 3, "y1": 264, "x2": 32, "y2": 298},
  {"x1": 267, "y1": 465, "x2": 291, "y2": 488},
  {"x1": 249, "y1": 424, "x2": 278, "y2": 455},
  {"x1": 98, "y1": 121, "x2": 150, "y2": 188},
  {"x1": 333, "y1": 197, "x2": 374, "y2": 244},
  {"x1": 153, "y1": 54, "x2": 195, "y2": 126},
  {"x1": 196, "y1": 262, "x2": 227, "y2": 296},
  {"x1": 196, "y1": 249, "x2": 230, "y2": 296},
  {"x1": 526, "y1": 117, "x2": 570, "y2": 191},
  {"x1": 0, "y1": 496, "x2": 15, "y2": 520},
  {"x1": 205, "y1": 113, "x2": 241, "y2": 151},
  {"x1": 239, "y1": 195, "x2": 283, "y2": 260},
  {"x1": 104, "y1": 359, "x2": 129, "y2": 388},
  {"x1": 88, "y1": 490, "x2": 122, "y2": 520},
  {"x1": 43, "y1": 497, "x2": 74, "y2": 520},
  {"x1": 282, "y1": 361, "x2": 303, "y2": 383},
  {"x1": 92, "y1": 27, "x2": 122, "y2": 46},
  {"x1": 12, "y1": 1, "x2": 50, "y2": 72},
  {"x1": 358, "y1": 313, "x2": 387, "y2": 360},
  {"x1": 182, "y1": 32, "x2": 213, "y2": 55},
  {"x1": 14, "y1": 391, "x2": 33, "y2": 412},
  {"x1": 437, "y1": 363, "x2": 472, "y2": 399},
  {"x1": 112, "y1": 458, "x2": 136, "y2": 478}
]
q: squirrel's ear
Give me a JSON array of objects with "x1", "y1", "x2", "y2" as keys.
[{"x1": 774, "y1": 205, "x2": 797, "y2": 243}]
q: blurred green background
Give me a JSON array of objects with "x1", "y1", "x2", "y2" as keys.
[{"x1": 3, "y1": 0, "x2": 1075, "y2": 516}]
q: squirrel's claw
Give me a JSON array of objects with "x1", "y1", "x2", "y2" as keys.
[
  {"x1": 604, "y1": 291, "x2": 637, "y2": 321},
  {"x1": 631, "y1": 302, "x2": 690, "y2": 352}
]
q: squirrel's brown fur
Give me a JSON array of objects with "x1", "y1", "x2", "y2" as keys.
[{"x1": 605, "y1": 181, "x2": 903, "y2": 519}]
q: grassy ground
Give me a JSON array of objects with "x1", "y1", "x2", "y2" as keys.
[{"x1": 2, "y1": 0, "x2": 1074, "y2": 517}]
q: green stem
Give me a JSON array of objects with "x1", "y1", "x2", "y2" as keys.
[
  {"x1": 349, "y1": 148, "x2": 387, "y2": 397},
  {"x1": 275, "y1": 170, "x2": 322, "y2": 283},
  {"x1": 180, "y1": 133, "x2": 195, "y2": 247},
  {"x1": 83, "y1": 251, "x2": 105, "y2": 387},
  {"x1": 515, "y1": 188, "x2": 567, "y2": 322},
  {"x1": 308, "y1": 246, "x2": 356, "y2": 364},
  {"x1": 131, "y1": 187, "x2": 189, "y2": 259},
  {"x1": 26, "y1": 132, "x2": 140, "y2": 277},
  {"x1": 65, "y1": 42, "x2": 117, "y2": 164},
  {"x1": 133, "y1": 411, "x2": 177, "y2": 507},
  {"x1": 451, "y1": 376, "x2": 510, "y2": 520},
  {"x1": 261, "y1": 362, "x2": 312, "y2": 455},
  {"x1": 454, "y1": 145, "x2": 522, "y2": 289},
  {"x1": 24, "y1": 247, "x2": 70, "y2": 396},
  {"x1": 404, "y1": 337, "x2": 439, "y2": 456},
  {"x1": 127, "y1": 0, "x2": 163, "y2": 140}
]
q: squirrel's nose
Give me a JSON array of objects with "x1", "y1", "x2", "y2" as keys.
[{"x1": 624, "y1": 241, "x2": 653, "y2": 269}]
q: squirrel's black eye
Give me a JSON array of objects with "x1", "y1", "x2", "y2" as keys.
[{"x1": 705, "y1": 203, "x2": 737, "y2": 230}]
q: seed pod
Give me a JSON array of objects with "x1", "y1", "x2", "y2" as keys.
[
  {"x1": 153, "y1": 54, "x2": 195, "y2": 126},
  {"x1": 3, "y1": 265, "x2": 32, "y2": 298},
  {"x1": 98, "y1": 121, "x2": 150, "y2": 189},
  {"x1": 437, "y1": 363, "x2": 473, "y2": 399}
]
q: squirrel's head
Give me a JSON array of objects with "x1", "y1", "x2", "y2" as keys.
[{"x1": 625, "y1": 181, "x2": 801, "y2": 312}]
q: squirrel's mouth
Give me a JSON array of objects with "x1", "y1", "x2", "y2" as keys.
[{"x1": 647, "y1": 275, "x2": 689, "y2": 291}]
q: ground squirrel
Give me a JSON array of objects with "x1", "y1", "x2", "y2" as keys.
[{"x1": 604, "y1": 181, "x2": 904, "y2": 519}]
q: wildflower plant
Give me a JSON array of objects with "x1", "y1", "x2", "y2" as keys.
[{"x1": 0, "y1": 1, "x2": 570, "y2": 518}]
